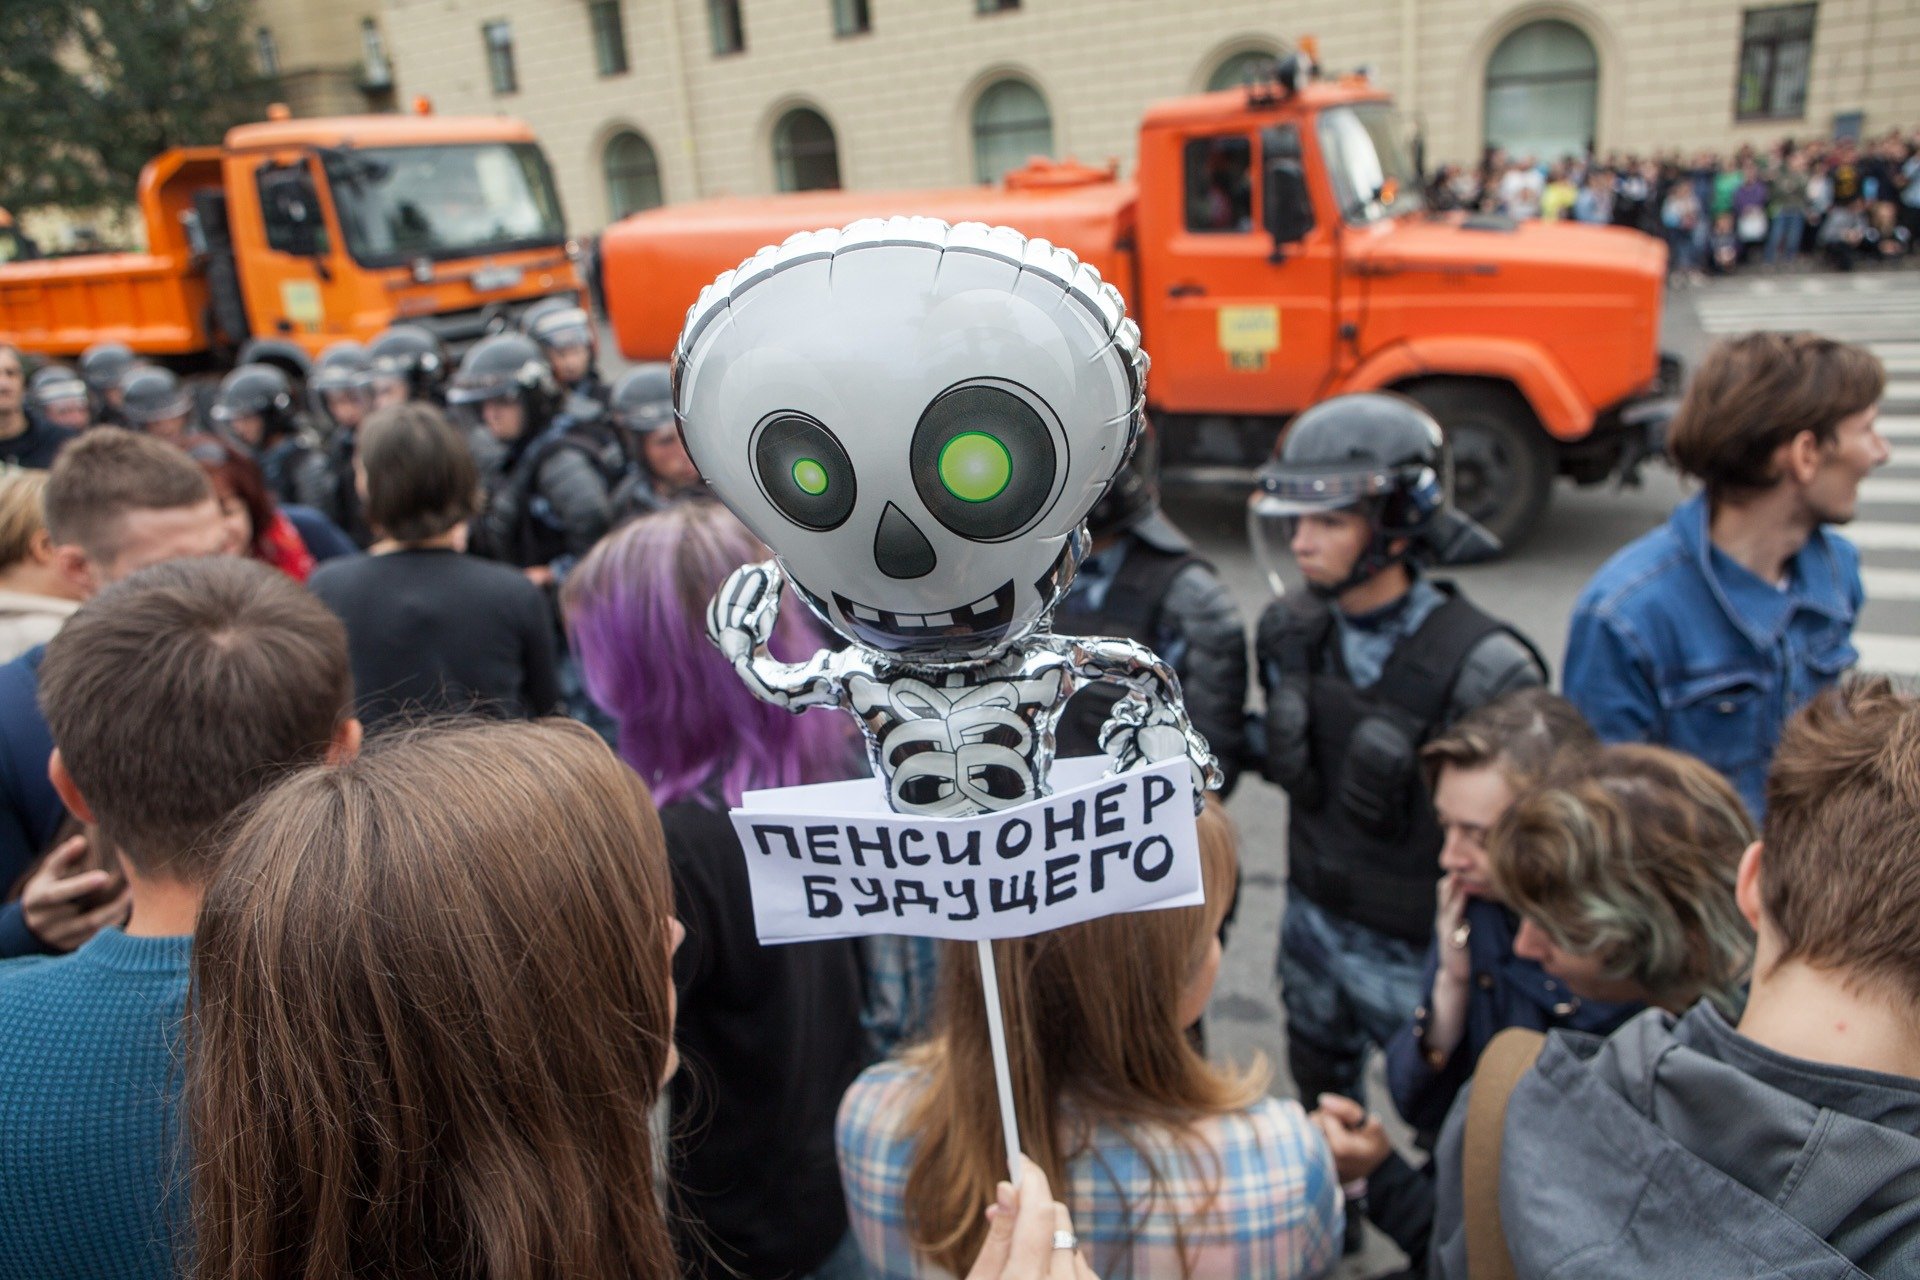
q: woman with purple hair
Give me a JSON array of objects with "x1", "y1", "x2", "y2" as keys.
[{"x1": 563, "y1": 500, "x2": 870, "y2": 1280}]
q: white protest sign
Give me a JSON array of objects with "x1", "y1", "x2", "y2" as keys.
[{"x1": 733, "y1": 756, "x2": 1203, "y2": 944}]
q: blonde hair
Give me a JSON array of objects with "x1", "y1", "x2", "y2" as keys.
[
  {"x1": 1489, "y1": 744, "x2": 1755, "y2": 1016},
  {"x1": 0, "y1": 466, "x2": 49, "y2": 572},
  {"x1": 903, "y1": 794, "x2": 1261, "y2": 1276}
]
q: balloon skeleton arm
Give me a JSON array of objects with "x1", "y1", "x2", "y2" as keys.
[
  {"x1": 705, "y1": 560, "x2": 845, "y2": 712},
  {"x1": 1044, "y1": 635, "x2": 1223, "y2": 806}
]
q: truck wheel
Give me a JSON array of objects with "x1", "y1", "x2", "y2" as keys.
[{"x1": 1405, "y1": 381, "x2": 1554, "y2": 554}]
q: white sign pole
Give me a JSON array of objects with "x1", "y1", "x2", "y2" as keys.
[{"x1": 976, "y1": 937, "x2": 1024, "y2": 1187}]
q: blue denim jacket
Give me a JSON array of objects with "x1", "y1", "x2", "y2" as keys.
[
  {"x1": 1564, "y1": 492, "x2": 1862, "y2": 819},
  {"x1": 1383, "y1": 897, "x2": 1641, "y2": 1141}
]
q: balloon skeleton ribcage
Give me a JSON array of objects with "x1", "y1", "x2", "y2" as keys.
[{"x1": 710, "y1": 560, "x2": 1220, "y2": 819}]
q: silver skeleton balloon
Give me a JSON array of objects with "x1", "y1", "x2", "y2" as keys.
[{"x1": 677, "y1": 217, "x2": 1221, "y2": 819}]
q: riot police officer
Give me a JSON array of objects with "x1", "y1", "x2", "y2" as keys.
[
  {"x1": 606, "y1": 362, "x2": 702, "y2": 521},
  {"x1": 1250, "y1": 393, "x2": 1543, "y2": 1108},
  {"x1": 291, "y1": 343, "x2": 379, "y2": 546},
  {"x1": 209, "y1": 362, "x2": 310, "y2": 499},
  {"x1": 1052, "y1": 435, "x2": 1248, "y2": 792},
  {"x1": 519, "y1": 296, "x2": 608, "y2": 410},
  {"x1": 118, "y1": 364, "x2": 196, "y2": 446},
  {"x1": 26, "y1": 365, "x2": 91, "y2": 433},
  {"x1": 78, "y1": 341, "x2": 136, "y2": 427},
  {"x1": 367, "y1": 324, "x2": 450, "y2": 410},
  {"x1": 452, "y1": 332, "x2": 628, "y2": 582}
]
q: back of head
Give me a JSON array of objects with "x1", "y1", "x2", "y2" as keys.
[
  {"x1": 1762, "y1": 677, "x2": 1920, "y2": 1006},
  {"x1": 39, "y1": 556, "x2": 350, "y2": 877},
  {"x1": 561, "y1": 500, "x2": 850, "y2": 804},
  {"x1": 1667, "y1": 333, "x2": 1885, "y2": 503},
  {"x1": 904, "y1": 796, "x2": 1260, "y2": 1274},
  {"x1": 44, "y1": 427, "x2": 212, "y2": 565},
  {"x1": 188, "y1": 719, "x2": 677, "y2": 1280},
  {"x1": 0, "y1": 466, "x2": 49, "y2": 573},
  {"x1": 1421, "y1": 687, "x2": 1597, "y2": 792},
  {"x1": 1490, "y1": 743, "x2": 1756, "y2": 1014},
  {"x1": 357, "y1": 403, "x2": 477, "y2": 543}
]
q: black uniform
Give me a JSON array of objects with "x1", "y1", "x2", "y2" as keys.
[
  {"x1": 470, "y1": 406, "x2": 635, "y2": 570},
  {"x1": 0, "y1": 409, "x2": 74, "y2": 470}
]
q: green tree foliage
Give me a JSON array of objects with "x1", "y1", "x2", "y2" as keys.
[{"x1": 0, "y1": 0, "x2": 275, "y2": 214}]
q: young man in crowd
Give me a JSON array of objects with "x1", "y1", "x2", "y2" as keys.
[
  {"x1": 0, "y1": 557, "x2": 357, "y2": 1280},
  {"x1": 0, "y1": 430, "x2": 230, "y2": 956},
  {"x1": 1251, "y1": 393, "x2": 1545, "y2": 1113},
  {"x1": 1564, "y1": 332, "x2": 1886, "y2": 818},
  {"x1": 0, "y1": 344, "x2": 75, "y2": 470},
  {"x1": 1431, "y1": 676, "x2": 1920, "y2": 1277}
]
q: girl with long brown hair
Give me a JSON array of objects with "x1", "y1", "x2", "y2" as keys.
[
  {"x1": 186, "y1": 719, "x2": 682, "y2": 1280},
  {"x1": 837, "y1": 800, "x2": 1343, "y2": 1280}
]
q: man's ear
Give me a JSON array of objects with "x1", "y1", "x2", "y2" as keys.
[
  {"x1": 327, "y1": 717, "x2": 364, "y2": 765},
  {"x1": 1782, "y1": 430, "x2": 1824, "y2": 487},
  {"x1": 1736, "y1": 839, "x2": 1766, "y2": 930},
  {"x1": 50, "y1": 544, "x2": 97, "y2": 599},
  {"x1": 47, "y1": 748, "x2": 97, "y2": 825}
]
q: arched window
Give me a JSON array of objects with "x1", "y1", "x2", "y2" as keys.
[
  {"x1": 1206, "y1": 49, "x2": 1279, "y2": 92},
  {"x1": 603, "y1": 130, "x2": 663, "y2": 219},
  {"x1": 773, "y1": 107, "x2": 841, "y2": 192},
  {"x1": 1484, "y1": 19, "x2": 1599, "y2": 164},
  {"x1": 971, "y1": 79, "x2": 1053, "y2": 185}
]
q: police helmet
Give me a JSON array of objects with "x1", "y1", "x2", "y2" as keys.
[
  {"x1": 367, "y1": 324, "x2": 450, "y2": 400},
  {"x1": 209, "y1": 363, "x2": 296, "y2": 439},
  {"x1": 118, "y1": 364, "x2": 193, "y2": 427},
  {"x1": 78, "y1": 342, "x2": 136, "y2": 399},
  {"x1": 520, "y1": 296, "x2": 595, "y2": 352},
  {"x1": 235, "y1": 337, "x2": 313, "y2": 384},
  {"x1": 608, "y1": 362, "x2": 674, "y2": 436},
  {"x1": 448, "y1": 332, "x2": 559, "y2": 427},
  {"x1": 27, "y1": 365, "x2": 89, "y2": 413},
  {"x1": 1249, "y1": 392, "x2": 1497, "y2": 595},
  {"x1": 307, "y1": 342, "x2": 375, "y2": 424}
]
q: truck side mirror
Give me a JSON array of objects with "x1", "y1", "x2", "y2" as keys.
[{"x1": 1263, "y1": 160, "x2": 1314, "y2": 258}]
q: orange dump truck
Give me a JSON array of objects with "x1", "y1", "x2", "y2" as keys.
[
  {"x1": 602, "y1": 62, "x2": 1673, "y2": 547},
  {"x1": 0, "y1": 108, "x2": 582, "y2": 370}
]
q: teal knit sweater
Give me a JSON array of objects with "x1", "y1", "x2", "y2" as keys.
[{"x1": 0, "y1": 928, "x2": 193, "y2": 1280}]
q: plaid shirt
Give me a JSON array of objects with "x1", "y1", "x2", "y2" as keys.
[{"x1": 837, "y1": 1060, "x2": 1344, "y2": 1280}]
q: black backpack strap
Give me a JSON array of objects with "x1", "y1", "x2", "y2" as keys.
[{"x1": 1369, "y1": 588, "x2": 1511, "y2": 730}]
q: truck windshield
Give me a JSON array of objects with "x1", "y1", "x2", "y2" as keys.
[
  {"x1": 322, "y1": 142, "x2": 565, "y2": 267},
  {"x1": 1317, "y1": 104, "x2": 1424, "y2": 225}
]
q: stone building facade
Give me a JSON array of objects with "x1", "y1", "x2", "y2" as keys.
[
  {"x1": 363, "y1": 0, "x2": 1919, "y2": 234},
  {"x1": 253, "y1": 0, "x2": 398, "y2": 117}
]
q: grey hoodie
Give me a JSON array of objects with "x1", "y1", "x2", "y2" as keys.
[{"x1": 1432, "y1": 1003, "x2": 1920, "y2": 1278}]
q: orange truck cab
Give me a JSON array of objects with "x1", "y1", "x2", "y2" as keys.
[
  {"x1": 602, "y1": 58, "x2": 1674, "y2": 547},
  {"x1": 0, "y1": 108, "x2": 582, "y2": 374}
]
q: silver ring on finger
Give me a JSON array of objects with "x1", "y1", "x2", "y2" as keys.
[{"x1": 1052, "y1": 1230, "x2": 1078, "y2": 1252}]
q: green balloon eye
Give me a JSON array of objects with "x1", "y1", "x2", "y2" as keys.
[
  {"x1": 792, "y1": 458, "x2": 829, "y2": 495},
  {"x1": 938, "y1": 432, "x2": 1012, "y2": 503}
]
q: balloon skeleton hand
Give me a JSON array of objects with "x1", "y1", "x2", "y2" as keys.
[{"x1": 709, "y1": 560, "x2": 1221, "y2": 818}]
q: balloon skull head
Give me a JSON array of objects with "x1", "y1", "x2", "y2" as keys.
[{"x1": 674, "y1": 217, "x2": 1147, "y2": 664}]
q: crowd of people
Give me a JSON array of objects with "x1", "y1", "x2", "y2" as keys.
[
  {"x1": 0, "y1": 304, "x2": 1912, "y2": 1280},
  {"x1": 1428, "y1": 127, "x2": 1920, "y2": 278}
]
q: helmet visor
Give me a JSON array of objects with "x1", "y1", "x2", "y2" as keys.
[
  {"x1": 445, "y1": 378, "x2": 514, "y2": 406},
  {"x1": 1248, "y1": 463, "x2": 1397, "y2": 519}
]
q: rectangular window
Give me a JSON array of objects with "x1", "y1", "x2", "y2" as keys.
[
  {"x1": 483, "y1": 20, "x2": 517, "y2": 95},
  {"x1": 1183, "y1": 136, "x2": 1254, "y2": 233},
  {"x1": 709, "y1": 0, "x2": 745, "y2": 55},
  {"x1": 255, "y1": 26, "x2": 279, "y2": 77},
  {"x1": 589, "y1": 0, "x2": 630, "y2": 76},
  {"x1": 977, "y1": 0, "x2": 1020, "y2": 12},
  {"x1": 361, "y1": 19, "x2": 392, "y2": 87},
  {"x1": 1736, "y1": 3, "x2": 1816, "y2": 120},
  {"x1": 832, "y1": 0, "x2": 870, "y2": 36}
]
